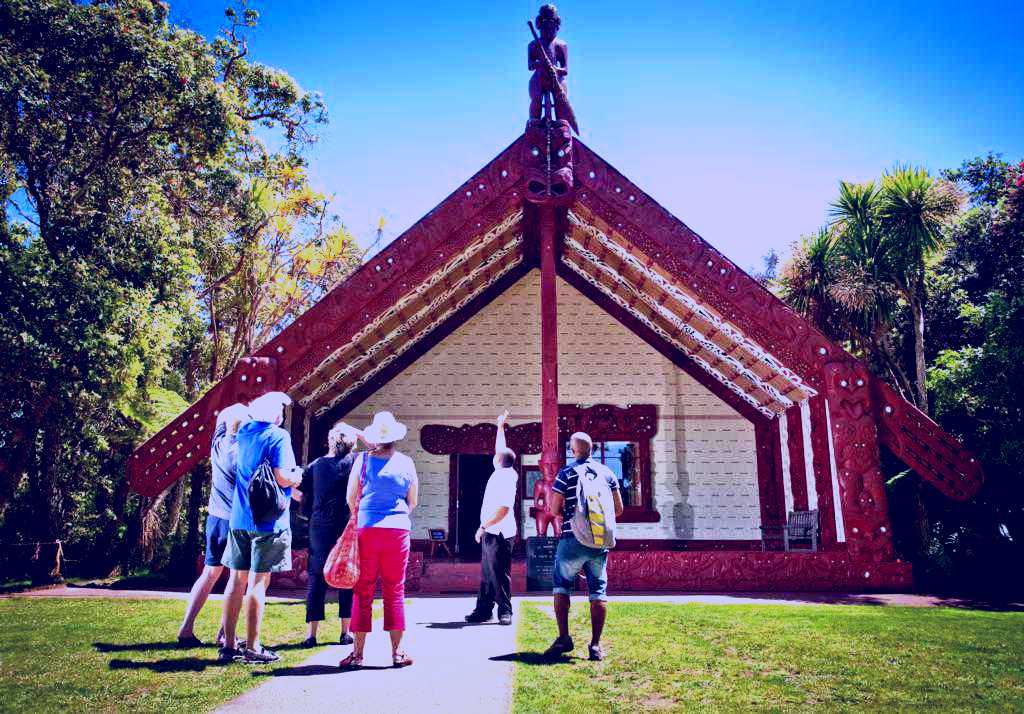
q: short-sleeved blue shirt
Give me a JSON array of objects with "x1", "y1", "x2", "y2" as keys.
[
  {"x1": 356, "y1": 453, "x2": 416, "y2": 530},
  {"x1": 230, "y1": 421, "x2": 296, "y2": 533}
]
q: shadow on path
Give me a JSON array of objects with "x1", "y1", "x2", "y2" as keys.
[
  {"x1": 253, "y1": 664, "x2": 392, "y2": 677},
  {"x1": 420, "y1": 621, "x2": 499, "y2": 630}
]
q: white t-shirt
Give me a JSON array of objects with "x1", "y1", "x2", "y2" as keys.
[{"x1": 480, "y1": 466, "x2": 518, "y2": 538}]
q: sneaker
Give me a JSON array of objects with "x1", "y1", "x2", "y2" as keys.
[
  {"x1": 217, "y1": 645, "x2": 243, "y2": 663},
  {"x1": 177, "y1": 635, "x2": 203, "y2": 648},
  {"x1": 339, "y1": 632, "x2": 354, "y2": 645},
  {"x1": 543, "y1": 635, "x2": 574, "y2": 658},
  {"x1": 301, "y1": 636, "x2": 317, "y2": 648},
  {"x1": 464, "y1": 611, "x2": 492, "y2": 623},
  {"x1": 498, "y1": 613, "x2": 513, "y2": 626},
  {"x1": 243, "y1": 646, "x2": 281, "y2": 664},
  {"x1": 588, "y1": 644, "x2": 605, "y2": 661}
]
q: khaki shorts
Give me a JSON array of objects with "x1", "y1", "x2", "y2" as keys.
[{"x1": 222, "y1": 529, "x2": 292, "y2": 573}]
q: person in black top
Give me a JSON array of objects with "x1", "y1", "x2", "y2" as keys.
[{"x1": 299, "y1": 421, "x2": 360, "y2": 646}]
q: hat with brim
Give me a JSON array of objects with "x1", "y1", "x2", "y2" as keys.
[{"x1": 362, "y1": 411, "x2": 408, "y2": 444}]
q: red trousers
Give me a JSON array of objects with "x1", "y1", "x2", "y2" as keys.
[{"x1": 351, "y1": 527, "x2": 410, "y2": 632}]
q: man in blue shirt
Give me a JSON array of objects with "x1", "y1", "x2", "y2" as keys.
[
  {"x1": 219, "y1": 391, "x2": 302, "y2": 664},
  {"x1": 176, "y1": 402, "x2": 250, "y2": 647},
  {"x1": 546, "y1": 431, "x2": 623, "y2": 662}
]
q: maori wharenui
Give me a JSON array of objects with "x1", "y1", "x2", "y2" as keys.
[{"x1": 128, "y1": 5, "x2": 982, "y2": 592}]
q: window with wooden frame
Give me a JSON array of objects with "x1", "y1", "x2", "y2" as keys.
[{"x1": 559, "y1": 404, "x2": 660, "y2": 523}]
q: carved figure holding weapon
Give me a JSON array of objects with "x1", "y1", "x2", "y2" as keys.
[{"x1": 528, "y1": 4, "x2": 578, "y2": 134}]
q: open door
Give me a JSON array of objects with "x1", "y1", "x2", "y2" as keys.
[{"x1": 455, "y1": 454, "x2": 493, "y2": 561}]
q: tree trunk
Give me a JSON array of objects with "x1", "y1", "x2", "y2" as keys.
[
  {"x1": 182, "y1": 465, "x2": 206, "y2": 581},
  {"x1": 910, "y1": 293, "x2": 929, "y2": 413},
  {"x1": 0, "y1": 420, "x2": 37, "y2": 519}
]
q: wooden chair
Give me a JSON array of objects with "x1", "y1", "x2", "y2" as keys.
[
  {"x1": 426, "y1": 528, "x2": 453, "y2": 559},
  {"x1": 761, "y1": 509, "x2": 820, "y2": 552}
]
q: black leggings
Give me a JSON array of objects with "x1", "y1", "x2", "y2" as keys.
[{"x1": 306, "y1": 524, "x2": 353, "y2": 622}]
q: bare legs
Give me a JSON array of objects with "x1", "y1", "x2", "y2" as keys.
[
  {"x1": 553, "y1": 594, "x2": 608, "y2": 647},
  {"x1": 220, "y1": 569, "x2": 247, "y2": 648},
  {"x1": 245, "y1": 572, "x2": 273, "y2": 651},
  {"x1": 306, "y1": 618, "x2": 350, "y2": 639},
  {"x1": 554, "y1": 593, "x2": 571, "y2": 639},
  {"x1": 589, "y1": 600, "x2": 607, "y2": 646},
  {"x1": 389, "y1": 629, "x2": 404, "y2": 656},
  {"x1": 178, "y1": 564, "x2": 223, "y2": 640}
]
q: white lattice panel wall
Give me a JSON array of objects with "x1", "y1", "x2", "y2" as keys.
[{"x1": 345, "y1": 270, "x2": 760, "y2": 541}]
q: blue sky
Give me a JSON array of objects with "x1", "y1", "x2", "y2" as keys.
[{"x1": 171, "y1": 0, "x2": 1024, "y2": 272}]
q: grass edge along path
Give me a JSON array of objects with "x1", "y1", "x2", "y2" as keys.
[
  {"x1": 0, "y1": 597, "x2": 324, "y2": 713},
  {"x1": 511, "y1": 600, "x2": 1024, "y2": 712}
]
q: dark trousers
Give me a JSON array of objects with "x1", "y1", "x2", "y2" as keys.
[
  {"x1": 306, "y1": 523, "x2": 353, "y2": 622},
  {"x1": 474, "y1": 532, "x2": 513, "y2": 617}
]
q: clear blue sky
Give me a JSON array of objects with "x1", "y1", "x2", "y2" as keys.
[{"x1": 171, "y1": 0, "x2": 1024, "y2": 272}]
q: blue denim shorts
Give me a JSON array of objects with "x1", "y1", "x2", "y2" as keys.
[
  {"x1": 204, "y1": 515, "x2": 231, "y2": 566},
  {"x1": 552, "y1": 534, "x2": 609, "y2": 601}
]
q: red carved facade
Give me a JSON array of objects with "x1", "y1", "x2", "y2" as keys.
[{"x1": 132, "y1": 127, "x2": 984, "y2": 594}]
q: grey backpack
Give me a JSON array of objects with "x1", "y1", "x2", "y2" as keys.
[{"x1": 569, "y1": 461, "x2": 618, "y2": 550}]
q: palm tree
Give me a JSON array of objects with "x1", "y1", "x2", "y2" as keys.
[
  {"x1": 878, "y1": 168, "x2": 964, "y2": 412},
  {"x1": 827, "y1": 181, "x2": 914, "y2": 398},
  {"x1": 778, "y1": 227, "x2": 843, "y2": 337}
]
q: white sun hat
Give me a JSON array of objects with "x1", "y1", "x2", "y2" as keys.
[
  {"x1": 362, "y1": 411, "x2": 408, "y2": 445},
  {"x1": 216, "y1": 402, "x2": 251, "y2": 429},
  {"x1": 330, "y1": 421, "x2": 362, "y2": 444},
  {"x1": 249, "y1": 391, "x2": 292, "y2": 424}
]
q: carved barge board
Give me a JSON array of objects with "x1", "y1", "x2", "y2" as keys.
[{"x1": 128, "y1": 131, "x2": 984, "y2": 584}]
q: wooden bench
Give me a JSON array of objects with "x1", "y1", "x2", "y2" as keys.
[{"x1": 761, "y1": 509, "x2": 820, "y2": 552}]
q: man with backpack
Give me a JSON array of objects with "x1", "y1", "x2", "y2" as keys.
[
  {"x1": 219, "y1": 391, "x2": 303, "y2": 664},
  {"x1": 545, "y1": 431, "x2": 623, "y2": 662}
]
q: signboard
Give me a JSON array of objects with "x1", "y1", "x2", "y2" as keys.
[{"x1": 526, "y1": 536, "x2": 558, "y2": 591}]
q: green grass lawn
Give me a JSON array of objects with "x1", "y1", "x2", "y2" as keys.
[
  {"x1": 513, "y1": 601, "x2": 1024, "y2": 712},
  {"x1": 0, "y1": 597, "x2": 329, "y2": 713}
]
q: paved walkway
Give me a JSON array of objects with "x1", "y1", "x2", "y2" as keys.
[
  {"x1": 5, "y1": 584, "x2": 1021, "y2": 611},
  {"x1": 216, "y1": 596, "x2": 517, "y2": 714}
]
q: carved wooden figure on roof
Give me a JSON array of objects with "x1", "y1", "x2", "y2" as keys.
[{"x1": 528, "y1": 5, "x2": 577, "y2": 133}]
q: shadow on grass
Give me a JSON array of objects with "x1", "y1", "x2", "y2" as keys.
[
  {"x1": 253, "y1": 664, "x2": 392, "y2": 677},
  {"x1": 420, "y1": 621, "x2": 499, "y2": 630},
  {"x1": 490, "y1": 652, "x2": 572, "y2": 665},
  {"x1": 94, "y1": 641, "x2": 212, "y2": 653},
  {"x1": 109, "y1": 657, "x2": 226, "y2": 673}
]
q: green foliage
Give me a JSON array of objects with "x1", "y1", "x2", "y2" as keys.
[
  {"x1": 780, "y1": 156, "x2": 1023, "y2": 595},
  {"x1": 0, "y1": 0, "x2": 351, "y2": 580}
]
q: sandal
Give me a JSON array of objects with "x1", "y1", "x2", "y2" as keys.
[
  {"x1": 338, "y1": 652, "x2": 363, "y2": 670},
  {"x1": 392, "y1": 651, "x2": 414, "y2": 668}
]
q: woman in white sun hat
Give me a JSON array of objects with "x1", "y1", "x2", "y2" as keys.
[{"x1": 340, "y1": 411, "x2": 418, "y2": 669}]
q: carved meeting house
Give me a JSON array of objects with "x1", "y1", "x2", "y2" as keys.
[{"x1": 128, "y1": 22, "x2": 982, "y2": 592}]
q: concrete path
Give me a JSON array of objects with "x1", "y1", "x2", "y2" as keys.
[
  {"x1": 216, "y1": 596, "x2": 518, "y2": 714},
  {"x1": 5, "y1": 585, "x2": 1021, "y2": 611}
]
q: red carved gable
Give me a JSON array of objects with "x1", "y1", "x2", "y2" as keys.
[{"x1": 128, "y1": 133, "x2": 983, "y2": 509}]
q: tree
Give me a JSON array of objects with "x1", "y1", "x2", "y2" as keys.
[
  {"x1": 0, "y1": 0, "x2": 336, "y2": 577},
  {"x1": 877, "y1": 168, "x2": 963, "y2": 411}
]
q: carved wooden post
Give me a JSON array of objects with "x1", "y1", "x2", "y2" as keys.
[
  {"x1": 539, "y1": 205, "x2": 561, "y2": 490},
  {"x1": 523, "y1": 115, "x2": 574, "y2": 535}
]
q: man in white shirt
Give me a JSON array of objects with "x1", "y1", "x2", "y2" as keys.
[{"x1": 465, "y1": 410, "x2": 518, "y2": 626}]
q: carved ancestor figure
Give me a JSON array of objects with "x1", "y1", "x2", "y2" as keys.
[
  {"x1": 531, "y1": 476, "x2": 562, "y2": 537},
  {"x1": 528, "y1": 5, "x2": 577, "y2": 132}
]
